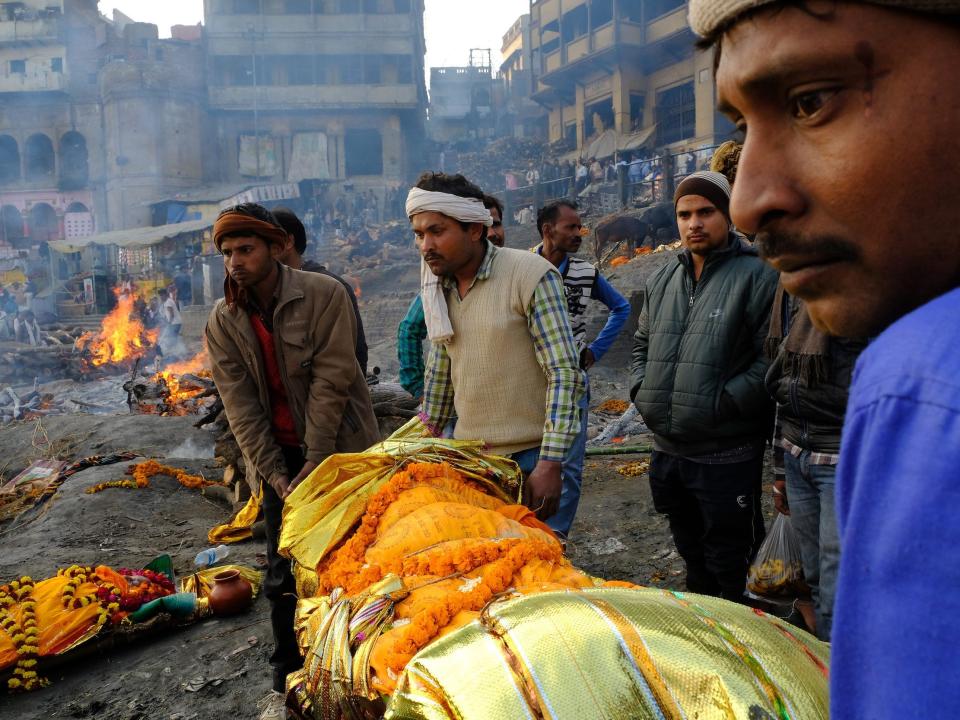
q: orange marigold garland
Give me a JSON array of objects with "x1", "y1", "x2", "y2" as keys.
[
  {"x1": 317, "y1": 462, "x2": 482, "y2": 594},
  {"x1": 86, "y1": 460, "x2": 224, "y2": 494},
  {"x1": 383, "y1": 539, "x2": 562, "y2": 674}
]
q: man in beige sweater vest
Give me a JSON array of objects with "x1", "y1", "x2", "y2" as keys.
[{"x1": 408, "y1": 172, "x2": 585, "y2": 521}]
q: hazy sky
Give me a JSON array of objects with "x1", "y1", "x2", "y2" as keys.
[{"x1": 101, "y1": 0, "x2": 531, "y2": 73}]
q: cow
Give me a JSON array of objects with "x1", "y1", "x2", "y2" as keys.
[{"x1": 593, "y1": 202, "x2": 677, "y2": 261}]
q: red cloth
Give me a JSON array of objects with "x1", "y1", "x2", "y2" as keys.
[{"x1": 249, "y1": 313, "x2": 300, "y2": 447}]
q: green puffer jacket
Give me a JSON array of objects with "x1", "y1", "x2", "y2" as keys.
[{"x1": 630, "y1": 235, "x2": 779, "y2": 455}]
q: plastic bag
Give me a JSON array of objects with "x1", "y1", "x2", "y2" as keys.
[{"x1": 747, "y1": 513, "x2": 809, "y2": 599}]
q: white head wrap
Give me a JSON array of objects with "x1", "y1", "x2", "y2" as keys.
[
  {"x1": 405, "y1": 187, "x2": 492, "y2": 346},
  {"x1": 405, "y1": 187, "x2": 493, "y2": 227}
]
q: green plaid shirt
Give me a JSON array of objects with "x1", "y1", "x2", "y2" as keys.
[{"x1": 421, "y1": 243, "x2": 584, "y2": 462}]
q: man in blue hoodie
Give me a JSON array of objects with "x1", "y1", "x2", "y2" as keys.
[{"x1": 693, "y1": 1, "x2": 960, "y2": 716}]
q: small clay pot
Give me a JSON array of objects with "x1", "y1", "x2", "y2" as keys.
[{"x1": 208, "y1": 569, "x2": 253, "y2": 616}]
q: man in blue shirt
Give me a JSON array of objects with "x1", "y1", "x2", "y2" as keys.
[
  {"x1": 697, "y1": 0, "x2": 960, "y2": 715},
  {"x1": 537, "y1": 200, "x2": 631, "y2": 537}
]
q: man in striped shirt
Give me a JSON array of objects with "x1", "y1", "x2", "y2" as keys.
[{"x1": 536, "y1": 200, "x2": 631, "y2": 537}]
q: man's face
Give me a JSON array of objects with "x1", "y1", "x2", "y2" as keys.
[
  {"x1": 676, "y1": 195, "x2": 729, "y2": 256},
  {"x1": 412, "y1": 211, "x2": 484, "y2": 277},
  {"x1": 545, "y1": 205, "x2": 583, "y2": 255},
  {"x1": 717, "y1": 5, "x2": 960, "y2": 336},
  {"x1": 220, "y1": 234, "x2": 281, "y2": 289},
  {"x1": 488, "y1": 206, "x2": 505, "y2": 247}
]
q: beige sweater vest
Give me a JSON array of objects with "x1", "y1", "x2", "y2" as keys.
[{"x1": 447, "y1": 247, "x2": 555, "y2": 456}]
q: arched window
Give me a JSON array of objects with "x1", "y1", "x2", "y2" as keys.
[
  {"x1": 25, "y1": 133, "x2": 55, "y2": 182},
  {"x1": 0, "y1": 136, "x2": 20, "y2": 184},
  {"x1": 66, "y1": 201, "x2": 89, "y2": 213},
  {"x1": 28, "y1": 202, "x2": 58, "y2": 242},
  {"x1": 1, "y1": 205, "x2": 24, "y2": 244},
  {"x1": 59, "y1": 131, "x2": 89, "y2": 189}
]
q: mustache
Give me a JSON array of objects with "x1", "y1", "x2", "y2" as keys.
[
  {"x1": 756, "y1": 231, "x2": 861, "y2": 263},
  {"x1": 423, "y1": 252, "x2": 445, "y2": 263}
]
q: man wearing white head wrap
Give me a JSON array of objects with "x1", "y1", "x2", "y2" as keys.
[
  {"x1": 697, "y1": 2, "x2": 960, "y2": 717},
  {"x1": 406, "y1": 172, "x2": 585, "y2": 525}
]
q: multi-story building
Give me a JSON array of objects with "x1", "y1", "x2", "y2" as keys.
[
  {"x1": 204, "y1": 0, "x2": 427, "y2": 200},
  {"x1": 427, "y1": 54, "x2": 495, "y2": 144},
  {"x1": 498, "y1": 14, "x2": 545, "y2": 139},
  {"x1": 0, "y1": 1, "x2": 209, "y2": 253},
  {"x1": 528, "y1": 0, "x2": 732, "y2": 156}
]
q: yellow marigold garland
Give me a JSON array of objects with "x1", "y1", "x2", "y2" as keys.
[
  {"x1": 86, "y1": 460, "x2": 224, "y2": 494},
  {"x1": 0, "y1": 576, "x2": 47, "y2": 692}
]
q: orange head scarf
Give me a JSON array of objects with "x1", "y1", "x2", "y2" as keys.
[{"x1": 214, "y1": 211, "x2": 290, "y2": 309}]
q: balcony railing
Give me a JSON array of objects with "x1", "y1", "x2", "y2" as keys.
[{"x1": 208, "y1": 83, "x2": 420, "y2": 110}]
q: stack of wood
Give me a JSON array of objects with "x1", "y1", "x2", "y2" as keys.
[
  {"x1": 123, "y1": 370, "x2": 218, "y2": 417},
  {"x1": 0, "y1": 382, "x2": 66, "y2": 425},
  {"x1": 0, "y1": 324, "x2": 134, "y2": 383}
]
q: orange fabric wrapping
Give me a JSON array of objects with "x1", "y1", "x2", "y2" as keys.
[
  {"x1": 377, "y1": 484, "x2": 504, "y2": 538},
  {"x1": 365, "y1": 503, "x2": 555, "y2": 568},
  {"x1": 0, "y1": 568, "x2": 131, "y2": 670}
]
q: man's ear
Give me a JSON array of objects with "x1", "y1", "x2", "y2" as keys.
[
  {"x1": 468, "y1": 222, "x2": 484, "y2": 243},
  {"x1": 269, "y1": 241, "x2": 286, "y2": 260}
]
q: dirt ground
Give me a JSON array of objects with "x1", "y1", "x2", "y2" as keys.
[
  {"x1": 0, "y1": 240, "x2": 777, "y2": 719},
  {"x1": 0, "y1": 408, "x2": 752, "y2": 719}
]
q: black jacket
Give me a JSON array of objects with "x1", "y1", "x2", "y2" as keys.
[
  {"x1": 301, "y1": 260, "x2": 368, "y2": 375},
  {"x1": 765, "y1": 293, "x2": 867, "y2": 454},
  {"x1": 630, "y1": 235, "x2": 779, "y2": 455}
]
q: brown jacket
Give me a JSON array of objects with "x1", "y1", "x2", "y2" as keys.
[{"x1": 206, "y1": 263, "x2": 380, "y2": 491}]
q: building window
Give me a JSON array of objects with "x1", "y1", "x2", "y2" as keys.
[
  {"x1": 561, "y1": 5, "x2": 588, "y2": 43},
  {"x1": 286, "y1": 0, "x2": 311, "y2": 11},
  {"x1": 345, "y1": 129, "x2": 383, "y2": 176},
  {"x1": 620, "y1": 0, "x2": 642, "y2": 22},
  {"x1": 394, "y1": 0, "x2": 410, "y2": 11},
  {"x1": 51, "y1": 57, "x2": 63, "y2": 73},
  {"x1": 656, "y1": 80, "x2": 696, "y2": 145},
  {"x1": 0, "y1": 136, "x2": 20, "y2": 185},
  {"x1": 592, "y1": 0, "x2": 613, "y2": 27},
  {"x1": 340, "y1": 0, "x2": 361, "y2": 12},
  {"x1": 10, "y1": 60, "x2": 26, "y2": 74},
  {"x1": 647, "y1": 0, "x2": 685, "y2": 20},
  {"x1": 395, "y1": 55, "x2": 412, "y2": 84},
  {"x1": 363, "y1": 55, "x2": 381, "y2": 84},
  {"x1": 629, "y1": 92, "x2": 645, "y2": 131},
  {"x1": 234, "y1": 0, "x2": 260, "y2": 13}
]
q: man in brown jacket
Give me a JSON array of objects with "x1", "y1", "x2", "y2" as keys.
[{"x1": 206, "y1": 203, "x2": 379, "y2": 719}]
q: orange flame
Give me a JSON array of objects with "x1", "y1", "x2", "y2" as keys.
[
  {"x1": 156, "y1": 347, "x2": 211, "y2": 409},
  {"x1": 77, "y1": 289, "x2": 158, "y2": 366},
  {"x1": 353, "y1": 280, "x2": 362, "y2": 299}
]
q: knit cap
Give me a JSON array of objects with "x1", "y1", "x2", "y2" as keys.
[
  {"x1": 689, "y1": 0, "x2": 960, "y2": 38},
  {"x1": 674, "y1": 171, "x2": 733, "y2": 220}
]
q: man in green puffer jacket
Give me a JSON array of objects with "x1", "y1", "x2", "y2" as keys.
[{"x1": 630, "y1": 171, "x2": 778, "y2": 602}]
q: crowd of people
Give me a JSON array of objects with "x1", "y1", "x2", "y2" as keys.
[{"x1": 161, "y1": 1, "x2": 960, "y2": 717}]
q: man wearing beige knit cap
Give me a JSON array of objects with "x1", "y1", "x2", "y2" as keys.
[{"x1": 691, "y1": 1, "x2": 960, "y2": 716}]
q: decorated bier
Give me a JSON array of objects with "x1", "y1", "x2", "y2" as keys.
[{"x1": 279, "y1": 423, "x2": 830, "y2": 720}]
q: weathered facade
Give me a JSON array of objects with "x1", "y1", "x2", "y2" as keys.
[
  {"x1": 528, "y1": 0, "x2": 731, "y2": 156},
  {"x1": 498, "y1": 14, "x2": 545, "y2": 140},
  {"x1": 427, "y1": 51, "x2": 495, "y2": 144},
  {"x1": 204, "y1": 0, "x2": 427, "y2": 204}
]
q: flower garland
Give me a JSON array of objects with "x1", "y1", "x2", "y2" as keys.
[
  {"x1": 86, "y1": 460, "x2": 223, "y2": 494},
  {"x1": 317, "y1": 462, "x2": 479, "y2": 594},
  {"x1": 382, "y1": 539, "x2": 561, "y2": 674},
  {"x1": 0, "y1": 576, "x2": 46, "y2": 692}
]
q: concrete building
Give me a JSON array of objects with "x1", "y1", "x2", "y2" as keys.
[
  {"x1": 203, "y1": 0, "x2": 428, "y2": 209},
  {"x1": 528, "y1": 0, "x2": 732, "y2": 157},
  {"x1": 498, "y1": 14, "x2": 546, "y2": 140},
  {"x1": 0, "y1": 1, "x2": 209, "y2": 249},
  {"x1": 428, "y1": 49, "x2": 495, "y2": 143}
]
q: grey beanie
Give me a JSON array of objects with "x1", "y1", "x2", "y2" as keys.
[{"x1": 689, "y1": 0, "x2": 960, "y2": 38}]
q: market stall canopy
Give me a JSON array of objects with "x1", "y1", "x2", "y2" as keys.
[
  {"x1": 582, "y1": 125, "x2": 658, "y2": 160},
  {"x1": 619, "y1": 124, "x2": 657, "y2": 152},
  {"x1": 49, "y1": 219, "x2": 212, "y2": 253}
]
